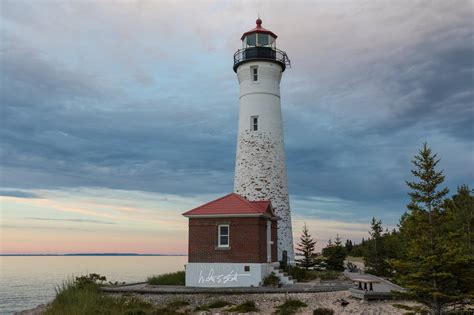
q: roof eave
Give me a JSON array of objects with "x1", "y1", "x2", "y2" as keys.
[
  {"x1": 241, "y1": 30, "x2": 278, "y2": 40},
  {"x1": 183, "y1": 213, "x2": 276, "y2": 219}
]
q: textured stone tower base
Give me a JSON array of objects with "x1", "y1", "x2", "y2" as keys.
[{"x1": 234, "y1": 60, "x2": 294, "y2": 262}]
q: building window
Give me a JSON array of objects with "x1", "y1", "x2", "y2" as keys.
[
  {"x1": 244, "y1": 266, "x2": 250, "y2": 272},
  {"x1": 251, "y1": 66, "x2": 258, "y2": 81},
  {"x1": 251, "y1": 116, "x2": 258, "y2": 131},
  {"x1": 218, "y1": 224, "x2": 229, "y2": 247}
]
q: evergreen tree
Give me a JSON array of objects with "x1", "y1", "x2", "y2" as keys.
[
  {"x1": 392, "y1": 143, "x2": 471, "y2": 314},
  {"x1": 295, "y1": 223, "x2": 317, "y2": 269},
  {"x1": 364, "y1": 217, "x2": 390, "y2": 276},
  {"x1": 446, "y1": 185, "x2": 474, "y2": 254},
  {"x1": 345, "y1": 239, "x2": 353, "y2": 254},
  {"x1": 322, "y1": 234, "x2": 347, "y2": 271}
]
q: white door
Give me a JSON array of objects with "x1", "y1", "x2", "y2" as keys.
[{"x1": 267, "y1": 220, "x2": 272, "y2": 262}]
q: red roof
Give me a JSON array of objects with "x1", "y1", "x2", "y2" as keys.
[
  {"x1": 182, "y1": 193, "x2": 273, "y2": 217},
  {"x1": 241, "y1": 18, "x2": 278, "y2": 40}
]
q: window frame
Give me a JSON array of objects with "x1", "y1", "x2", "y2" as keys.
[
  {"x1": 251, "y1": 66, "x2": 258, "y2": 82},
  {"x1": 251, "y1": 115, "x2": 259, "y2": 131},
  {"x1": 217, "y1": 224, "x2": 230, "y2": 248}
]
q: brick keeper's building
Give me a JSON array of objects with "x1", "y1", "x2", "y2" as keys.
[{"x1": 182, "y1": 193, "x2": 279, "y2": 287}]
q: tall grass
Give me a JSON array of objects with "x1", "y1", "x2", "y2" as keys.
[
  {"x1": 147, "y1": 271, "x2": 185, "y2": 285},
  {"x1": 45, "y1": 275, "x2": 155, "y2": 315}
]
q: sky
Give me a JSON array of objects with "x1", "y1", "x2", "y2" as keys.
[{"x1": 1, "y1": 0, "x2": 473, "y2": 254}]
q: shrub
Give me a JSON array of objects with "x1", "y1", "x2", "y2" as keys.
[
  {"x1": 226, "y1": 301, "x2": 259, "y2": 313},
  {"x1": 275, "y1": 299, "x2": 307, "y2": 314},
  {"x1": 313, "y1": 270, "x2": 341, "y2": 280},
  {"x1": 74, "y1": 273, "x2": 107, "y2": 288},
  {"x1": 262, "y1": 272, "x2": 281, "y2": 287},
  {"x1": 285, "y1": 266, "x2": 309, "y2": 282},
  {"x1": 207, "y1": 300, "x2": 232, "y2": 308},
  {"x1": 313, "y1": 307, "x2": 334, "y2": 315},
  {"x1": 147, "y1": 271, "x2": 185, "y2": 285},
  {"x1": 285, "y1": 266, "x2": 341, "y2": 282}
]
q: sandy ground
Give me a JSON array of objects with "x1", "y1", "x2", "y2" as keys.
[
  {"x1": 17, "y1": 290, "x2": 421, "y2": 314},
  {"x1": 132, "y1": 290, "x2": 421, "y2": 314}
]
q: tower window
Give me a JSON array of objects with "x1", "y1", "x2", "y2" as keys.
[
  {"x1": 251, "y1": 66, "x2": 258, "y2": 81},
  {"x1": 251, "y1": 116, "x2": 258, "y2": 131}
]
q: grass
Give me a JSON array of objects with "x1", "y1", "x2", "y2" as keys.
[
  {"x1": 166, "y1": 300, "x2": 189, "y2": 309},
  {"x1": 312, "y1": 307, "x2": 334, "y2": 315},
  {"x1": 194, "y1": 300, "x2": 233, "y2": 311},
  {"x1": 226, "y1": 300, "x2": 259, "y2": 313},
  {"x1": 147, "y1": 271, "x2": 185, "y2": 285},
  {"x1": 45, "y1": 279, "x2": 155, "y2": 315},
  {"x1": 274, "y1": 299, "x2": 307, "y2": 314},
  {"x1": 45, "y1": 273, "x2": 189, "y2": 315}
]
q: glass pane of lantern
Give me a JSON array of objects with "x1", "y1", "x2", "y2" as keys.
[
  {"x1": 269, "y1": 36, "x2": 275, "y2": 46},
  {"x1": 246, "y1": 34, "x2": 256, "y2": 46},
  {"x1": 258, "y1": 34, "x2": 269, "y2": 46}
]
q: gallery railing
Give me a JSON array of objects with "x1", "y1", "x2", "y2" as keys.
[{"x1": 233, "y1": 47, "x2": 291, "y2": 72}]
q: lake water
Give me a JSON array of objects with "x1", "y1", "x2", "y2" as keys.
[{"x1": 0, "y1": 256, "x2": 188, "y2": 314}]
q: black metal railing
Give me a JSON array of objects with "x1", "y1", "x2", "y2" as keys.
[{"x1": 233, "y1": 47, "x2": 291, "y2": 72}]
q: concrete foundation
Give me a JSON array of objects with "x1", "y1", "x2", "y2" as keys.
[{"x1": 185, "y1": 263, "x2": 273, "y2": 287}]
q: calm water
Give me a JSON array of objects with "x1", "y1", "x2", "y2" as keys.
[{"x1": 0, "y1": 256, "x2": 188, "y2": 314}]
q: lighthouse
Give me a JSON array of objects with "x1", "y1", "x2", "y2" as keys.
[
  {"x1": 233, "y1": 19, "x2": 294, "y2": 263},
  {"x1": 182, "y1": 19, "x2": 295, "y2": 288}
]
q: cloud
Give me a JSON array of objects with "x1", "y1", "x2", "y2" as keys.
[
  {"x1": 0, "y1": 190, "x2": 42, "y2": 199},
  {"x1": 25, "y1": 217, "x2": 116, "y2": 225},
  {"x1": 0, "y1": 0, "x2": 472, "y2": 231}
]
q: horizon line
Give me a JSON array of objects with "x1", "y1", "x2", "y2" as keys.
[{"x1": 0, "y1": 253, "x2": 188, "y2": 256}]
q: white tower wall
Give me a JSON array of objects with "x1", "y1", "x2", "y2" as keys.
[{"x1": 234, "y1": 61, "x2": 294, "y2": 262}]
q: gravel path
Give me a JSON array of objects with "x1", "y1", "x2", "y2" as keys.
[{"x1": 110, "y1": 290, "x2": 420, "y2": 314}]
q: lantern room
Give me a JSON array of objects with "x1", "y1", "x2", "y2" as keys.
[
  {"x1": 241, "y1": 18, "x2": 277, "y2": 49},
  {"x1": 233, "y1": 19, "x2": 290, "y2": 72}
]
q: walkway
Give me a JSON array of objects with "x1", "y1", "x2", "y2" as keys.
[{"x1": 102, "y1": 282, "x2": 351, "y2": 295}]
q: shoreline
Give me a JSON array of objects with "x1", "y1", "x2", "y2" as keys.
[{"x1": 14, "y1": 304, "x2": 48, "y2": 315}]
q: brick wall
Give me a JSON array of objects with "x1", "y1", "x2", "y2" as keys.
[{"x1": 188, "y1": 216, "x2": 278, "y2": 263}]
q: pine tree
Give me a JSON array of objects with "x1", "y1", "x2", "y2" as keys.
[
  {"x1": 295, "y1": 223, "x2": 317, "y2": 269},
  {"x1": 364, "y1": 217, "x2": 390, "y2": 276},
  {"x1": 322, "y1": 234, "x2": 347, "y2": 271},
  {"x1": 392, "y1": 143, "x2": 470, "y2": 314},
  {"x1": 446, "y1": 185, "x2": 474, "y2": 254},
  {"x1": 345, "y1": 239, "x2": 353, "y2": 254}
]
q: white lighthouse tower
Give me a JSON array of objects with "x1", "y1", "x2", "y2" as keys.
[{"x1": 233, "y1": 18, "x2": 294, "y2": 262}]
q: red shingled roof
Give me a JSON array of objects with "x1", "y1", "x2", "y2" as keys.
[
  {"x1": 182, "y1": 193, "x2": 273, "y2": 217},
  {"x1": 241, "y1": 18, "x2": 278, "y2": 40}
]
